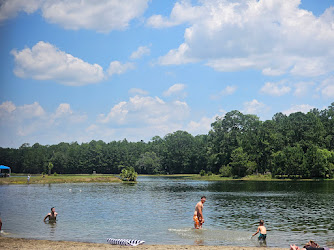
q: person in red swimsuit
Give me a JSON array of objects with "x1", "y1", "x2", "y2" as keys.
[{"x1": 193, "y1": 196, "x2": 206, "y2": 229}]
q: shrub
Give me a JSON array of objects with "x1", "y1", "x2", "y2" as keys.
[{"x1": 199, "y1": 169, "x2": 206, "y2": 176}]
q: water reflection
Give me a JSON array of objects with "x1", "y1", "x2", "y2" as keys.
[{"x1": 0, "y1": 177, "x2": 333, "y2": 247}]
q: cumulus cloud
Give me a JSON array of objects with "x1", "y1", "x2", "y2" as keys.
[
  {"x1": 11, "y1": 41, "x2": 105, "y2": 86},
  {"x1": 154, "y1": 0, "x2": 334, "y2": 77},
  {"x1": 11, "y1": 41, "x2": 135, "y2": 85},
  {"x1": 147, "y1": 0, "x2": 205, "y2": 28},
  {"x1": 98, "y1": 95, "x2": 190, "y2": 126},
  {"x1": 129, "y1": 88, "x2": 149, "y2": 96},
  {"x1": 260, "y1": 81, "x2": 291, "y2": 96},
  {"x1": 0, "y1": 0, "x2": 149, "y2": 32},
  {"x1": 130, "y1": 46, "x2": 151, "y2": 59},
  {"x1": 294, "y1": 81, "x2": 315, "y2": 97},
  {"x1": 243, "y1": 99, "x2": 270, "y2": 117},
  {"x1": 163, "y1": 83, "x2": 186, "y2": 97},
  {"x1": 283, "y1": 104, "x2": 315, "y2": 115},
  {"x1": 211, "y1": 85, "x2": 237, "y2": 99},
  {"x1": 107, "y1": 61, "x2": 135, "y2": 76},
  {"x1": 0, "y1": 0, "x2": 42, "y2": 22},
  {"x1": 0, "y1": 101, "x2": 88, "y2": 147},
  {"x1": 316, "y1": 76, "x2": 334, "y2": 98},
  {"x1": 186, "y1": 115, "x2": 216, "y2": 135}
]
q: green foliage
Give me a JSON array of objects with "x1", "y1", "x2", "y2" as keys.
[
  {"x1": 199, "y1": 169, "x2": 206, "y2": 176},
  {"x1": 1, "y1": 103, "x2": 334, "y2": 179},
  {"x1": 48, "y1": 162, "x2": 54, "y2": 175},
  {"x1": 135, "y1": 152, "x2": 162, "y2": 174},
  {"x1": 53, "y1": 172, "x2": 58, "y2": 176},
  {"x1": 120, "y1": 166, "x2": 138, "y2": 182},
  {"x1": 219, "y1": 165, "x2": 232, "y2": 177}
]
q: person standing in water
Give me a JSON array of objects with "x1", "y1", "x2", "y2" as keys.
[
  {"x1": 43, "y1": 207, "x2": 58, "y2": 222},
  {"x1": 252, "y1": 219, "x2": 267, "y2": 245},
  {"x1": 193, "y1": 196, "x2": 206, "y2": 229}
]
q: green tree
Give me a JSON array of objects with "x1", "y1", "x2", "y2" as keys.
[
  {"x1": 135, "y1": 151, "x2": 162, "y2": 174},
  {"x1": 120, "y1": 166, "x2": 138, "y2": 181},
  {"x1": 219, "y1": 165, "x2": 232, "y2": 177},
  {"x1": 48, "y1": 162, "x2": 54, "y2": 175},
  {"x1": 229, "y1": 147, "x2": 255, "y2": 177}
]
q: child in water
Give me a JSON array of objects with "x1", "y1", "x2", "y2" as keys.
[{"x1": 252, "y1": 220, "x2": 267, "y2": 245}]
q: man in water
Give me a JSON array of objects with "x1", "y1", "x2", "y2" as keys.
[
  {"x1": 43, "y1": 207, "x2": 58, "y2": 222},
  {"x1": 193, "y1": 196, "x2": 206, "y2": 229}
]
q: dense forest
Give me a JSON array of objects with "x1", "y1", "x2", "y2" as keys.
[{"x1": 1, "y1": 103, "x2": 333, "y2": 178}]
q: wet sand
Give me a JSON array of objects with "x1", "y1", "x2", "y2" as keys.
[{"x1": 0, "y1": 237, "x2": 288, "y2": 250}]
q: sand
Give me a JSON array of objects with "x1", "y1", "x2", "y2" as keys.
[{"x1": 0, "y1": 237, "x2": 288, "y2": 250}]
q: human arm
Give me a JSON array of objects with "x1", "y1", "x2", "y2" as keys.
[
  {"x1": 198, "y1": 204, "x2": 204, "y2": 223},
  {"x1": 252, "y1": 226, "x2": 260, "y2": 236},
  {"x1": 43, "y1": 214, "x2": 49, "y2": 222}
]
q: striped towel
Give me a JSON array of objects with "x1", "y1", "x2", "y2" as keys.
[{"x1": 107, "y1": 238, "x2": 145, "y2": 246}]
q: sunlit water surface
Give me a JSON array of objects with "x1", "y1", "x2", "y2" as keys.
[{"x1": 0, "y1": 176, "x2": 333, "y2": 248}]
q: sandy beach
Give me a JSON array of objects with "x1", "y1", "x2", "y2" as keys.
[{"x1": 0, "y1": 237, "x2": 288, "y2": 250}]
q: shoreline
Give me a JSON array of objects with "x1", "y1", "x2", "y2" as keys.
[
  {"x1": 0, "y1": 237, "x2": 288, "y2": 249},
  {"x1": 1, "y1": 174, "x2": 333, "y2": 185}
]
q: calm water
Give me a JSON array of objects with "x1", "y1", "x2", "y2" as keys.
[{"x1": 0, "y1": 176, "x2": 333, "y2": 248}]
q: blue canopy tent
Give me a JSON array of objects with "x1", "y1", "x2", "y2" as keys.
[{"x1": 0, "y1": 165, "x2": 11, "y2": 177}]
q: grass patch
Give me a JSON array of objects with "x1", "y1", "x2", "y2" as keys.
[{"x1": 0, "y1": 174, "x2": 121, "y2": 185}]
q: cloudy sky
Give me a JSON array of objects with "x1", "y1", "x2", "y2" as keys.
[{"x1": 0, "y1": 0, "x2": 333, "y2": 148}]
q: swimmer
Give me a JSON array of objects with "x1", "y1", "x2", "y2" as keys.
[
  {"x1": 193, "y1": 196, "x2": 206, "y2": 229},
  {"x1": 290, "y1": 244, "x2": 333, "y2": 250},
  {"x1": 252, "y1": 220, "x2": 267, "y2": 245},
  {"x1": 43, "y1": 207, "x2": 58, "y2": 222}
]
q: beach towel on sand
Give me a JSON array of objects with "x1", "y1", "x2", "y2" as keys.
[{"x1": 107, "y1": 238, "x2": 145, "y2": 246}]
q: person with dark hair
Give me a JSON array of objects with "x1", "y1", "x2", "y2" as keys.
[
  {"x1": 193, "y1": 196, "x2": 206, "y2": 229},
  {"x1": 290, "y1": 244, "x2": 333, "y2": 250},
  {"x1": 252, "y1": 220, "x2": 267, "y2": 246},
  {"x1": 43, "y1": 207, "x2": 58, "y2": 222},
  {"x1": 290, "y1": 240, "x2": 333, "y2": 250}
]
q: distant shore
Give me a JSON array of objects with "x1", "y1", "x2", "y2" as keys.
[
  {"x1": 1, "y1": 173, "x2": 332, "y2": 185},
  {"x1": 0, "y1": 174, "x2": 121, "y2": 184},
  {"x1": 0, "y1": 237, "x2": 288, "y2": 250}
]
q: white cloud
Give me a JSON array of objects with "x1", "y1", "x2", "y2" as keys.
[
  {"x1": 317, "y1": 76, "x2": 334, "y2": 98},
  {"x1": 129, "y1": 88, "x2": 149, "y2": 96},
  {"x1": 186, "y1": 115, "x2": 216, "y2": 135},
  {"x1": 155, "y1": 0, "x2": 334, "y2": 77},
  {"x1": 163, "y1": 83, "x2": 186, "y2": 97},
  {"x1": 0, "y1": 0, "x2": 149, "y2": 33},
  {"x1": 243, "y1": 99, "x2": 270, "y2": 116},
  {"x1": 11, "y1": 41, "x2": 105, "y2": 86},
  {"x1": 260, "y1": 81, "x2": 291, "y2": 96},
  {"x1": 211, "y1": 85, "x2": 237, "y2": 99},
  {"x1": 294, "y1": 81, "x2": 315, "y2": 97},
  {"x1": 283, "y1": 104, "x2": 314, "y2": 115},
  {"x1": 0, "y1": 0, "x2": 42, "y2": 22},
  {"x1": 98, "y1": 95, "x2": 190, "y2": 126},
  {"x1": 0, "y1": 101, "x2": 87, "y2": 146},
  {"x1": 107, "y1": 61, "x2": 135, "y2": 76},
  {"x1": 0, "y1": 101, "x2": 16, "y2": 114},
  {"x1": 130, "y1": 46, "x2": 150, "y2": 59},
  {"x1": 147, "y1": 0, "x2": 205, "y2": 28}
]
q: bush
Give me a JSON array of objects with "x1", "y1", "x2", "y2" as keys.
[
  {"x1": 199, "y1": 169, "x2": 206, "y2": 176},
  {"x1": 219, "y1": 165, "x2": 232, "y2": 177},
  {"x1": 120, "y1": 167, "x2": 137, "y2": 182},
  {"x1": 53, "y1": 172, "x2": 58, "y2": 176},
  {"x1": 207, "y1": 171, "x2": 213, "y2": 176}
]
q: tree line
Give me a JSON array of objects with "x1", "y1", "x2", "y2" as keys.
[{"x1": 0, "y1": 103, "x2": 333, "y2": 178}]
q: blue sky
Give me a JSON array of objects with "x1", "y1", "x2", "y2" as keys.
[{"x1": 0, "y1": 0, "x2": 333, "y2": 148}]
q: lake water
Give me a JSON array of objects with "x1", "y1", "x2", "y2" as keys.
[{"x1": 0, "y1": 176, "x2": 333, "y2": 248}]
